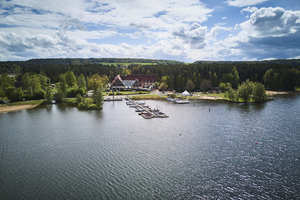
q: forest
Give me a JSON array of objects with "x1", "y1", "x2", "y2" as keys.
[{"x1": 0, "y1": 58, "x2": 299, "y2": 106}]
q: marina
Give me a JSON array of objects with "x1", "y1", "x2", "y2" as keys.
[
  {"x1": 104, "y1": 97, "x2": 123, "y2": 101},
  {"x1": 125, "y1": 98, "x2": 169, "y2": 119}
]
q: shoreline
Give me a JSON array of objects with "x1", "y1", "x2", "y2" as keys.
[
  {"x1": 1, "y1": 90, "x2": 297, "y2": 113},
  {"x1": 0, "y1": 104, "x2": 40, "y2": 113},
  {"x1": 0, "y1": 100, "x2": 45, "y2": 113},
  {"x1": 265, "y1": 90, "x2": 297, "y2": 96}
]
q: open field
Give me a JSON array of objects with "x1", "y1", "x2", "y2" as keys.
[{"x1": 100, "y1": 62, "x2": 158, "y2": 66}]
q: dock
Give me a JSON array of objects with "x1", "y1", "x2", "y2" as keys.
[
  {"x1": 125, "y1": 98, "x2": 169, "y2": 119},
  {"x1": 104, "y1": 97, "x2": 123, "y2": 101}
]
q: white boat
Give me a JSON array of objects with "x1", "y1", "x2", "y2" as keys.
[
  {"x1": 175, "y1": 99, "x2": 190, "y2": 104},
  {"x1": 166, "y1": 97, "x2": 176, "y2": 102}
]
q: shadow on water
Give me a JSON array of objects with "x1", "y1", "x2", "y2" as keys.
[
  {"x1": 91, "y1": 110, "x2": 103, "y2": 119},
  {"x1": 225, "y1": 101, "x2": 266, "y2": 113},
  {"x1": 55, "y1": 103, "x2": 104, "y2": 119}
]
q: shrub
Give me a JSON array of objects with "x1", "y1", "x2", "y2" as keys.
[{"x1": 238, "y1": 80, "x2": 254, "y2": 103}]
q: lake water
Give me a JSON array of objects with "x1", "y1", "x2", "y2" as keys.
[{"x1": 0, "y1": 95, "x2": 300, "y2": 200}]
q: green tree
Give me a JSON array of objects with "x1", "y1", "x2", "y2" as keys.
[
  {"x1": 76, "y1": 94, "x2": 83, "y2": 104},
  {"x1": 263, "y1": 69, "x2": 275, "y2": 89},
  {"x1": 93, "y1": 86, "x2": 104, "y2": 110},
  {"x1": 78, "y1": 74, "x2": 87, "y2": 89},
  {"x1": 226, "y1": 87, "x2": 238, "y2": 102},
  {"x1": 88, "y1": 74, "x2": 108, "y2": 90},
  {"x1": 21, "y1": 73, "x2": 31, "y2": 91},
  {"x1": 0, "y1": 87, "x2": 5, "y2": 97},
  {"x1": 31, "y1": 75, "x2": 45, "y2": 99},
  {"x1": 219, "y1": 82, "x2": 232, "y2": 92},
  {"x1": 222, "y1": 67, "x2": 240, "y2": 89},
  {"x1": 252, "y1": 82, "x2": 266, "y2": 103},
  {"x1": 186, "y1": 79, "x2": 195, "y2": 91},
  {"x1": 45, "y1": 86, "x2": 53, "y2": 103},
  {"x1": 210, "y1": 72, "x2": 218, "y2": 87},
  {"x1": 238, "y1": 80, "x2": 254, "y2": 103},
  {"x1": 200, "y1": 79, "x2": 212, "y2": 91},
  {"x1": 59, "y1": 74, "x2": 67, "y2": 95},
  {"x1": 158, "y1": 82, "x2": 168, "y2": 92},
  {"x1": 0, "y1": 74, "x2": 15, "y2": 90},
  {"x1": 65, "y1": 71, "x2": 77, "y2": 87},
  {"x1": 55, "y1": 88, "x2": 65, "y2": 103},
  {"x1": 6, "y1": 87, "x2": 23, "y2": 102},
  {"x1": 232, "y1": 67, "x2": 240, "y2": 88}
]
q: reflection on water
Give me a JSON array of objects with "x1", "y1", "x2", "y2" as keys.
[{"x1": 0, "y1": 95, "x2": 300, "y2": 200}]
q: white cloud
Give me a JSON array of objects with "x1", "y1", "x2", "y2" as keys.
[
  {"x1": 241, "y1": 7, "x2": 258, "y2": 14},
  {"x1": 229, "y1": 7, "x2": 300, "y2": 60},
  {"x1": 0, "y1": 0, "x2": 215, "y2": 61},
  {"x1": 227, "y1": 0, "x2": 269, "y2": 7},
  {"x1": 1, "y1": 0, "x2": 300, "y2": 62},
  {"x1": 241, "y1": 7, "x2": 300, "y2": 37}
]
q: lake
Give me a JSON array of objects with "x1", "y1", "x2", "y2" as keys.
[{"x1": 0, "y1": 95, "x2": 300, "y2": 200}]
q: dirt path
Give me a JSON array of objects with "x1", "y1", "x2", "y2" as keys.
[
  {"x1": 0, "y1": 104, "x2": 39, "y2": 113},
  {"x1": 266, "y1": 90, "x2": 290, "y2": 96}
]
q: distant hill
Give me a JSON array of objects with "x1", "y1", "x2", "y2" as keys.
[
  {"x1": 193, "y1": 59, "x2": 300, "y2": 66},
  {"x1": 22, "y1": 58, "x2": 183, "y2": 66}
]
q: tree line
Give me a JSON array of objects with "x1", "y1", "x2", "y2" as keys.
[
  {"x1": 0, "y1": 59, "x2": 300, "y2": 104},
  {"x1": 1, "y1": 59, "x2": 299, "y2": 91},
  {"x1": 0, "y1": 71, "x2": 108, "y2": 110}
]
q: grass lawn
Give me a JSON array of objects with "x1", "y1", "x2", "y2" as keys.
[
  {"x1": 63, "y1": 97, "x2": 93, "y2": 105},
  {"x1": 130, "y1": 94, "x2": 167, "y2": 100}
]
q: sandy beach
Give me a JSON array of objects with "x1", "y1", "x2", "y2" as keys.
[{"x1": 0, "y1": 104, "x2": 39, "y2": 113}]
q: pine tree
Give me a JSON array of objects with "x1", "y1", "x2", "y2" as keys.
[{"x1": 93, "y1": 86, "x2": 103, "y2": 110}]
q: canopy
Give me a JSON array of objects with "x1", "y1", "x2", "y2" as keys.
[{"x1": 182, "y1": 90, "x2": 191, "y2": 96}]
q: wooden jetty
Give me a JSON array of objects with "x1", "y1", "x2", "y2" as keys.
[
  {"x1": 104, "y1": 97, "x2": 123, "y2": 101},
  {"x1": 125, "y1": 98, "x2": 169, "y2": 119}
]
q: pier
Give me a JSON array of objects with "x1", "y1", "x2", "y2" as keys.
[
  {"x1": 125, "y1": 98, "x2": 168, "y2": 119},
  {"x1": 104, "y1": 96, "x2": 123, "y2": 101}
]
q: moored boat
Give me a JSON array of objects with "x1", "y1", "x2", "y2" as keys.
[
  {"x1": 175, "y1": 99, "x2": 190, "y2": 104},
  {"x1": 141, "y1": 112, "x2": 154, "y2": 119}
]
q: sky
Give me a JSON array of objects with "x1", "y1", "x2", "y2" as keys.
[{"x1": 0, "y1": 0, "x2": 300, "y2": 62}]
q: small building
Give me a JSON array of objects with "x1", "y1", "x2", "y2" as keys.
[
  {"x1": 124, "y1": 74, "x2": 157, "y2": 88},
  {"x1": 110, "y1": 75, "x2": 124, "y2": 90},
  {"x1": 182, "y1": 90, "x2": 191, "y2": 96}
]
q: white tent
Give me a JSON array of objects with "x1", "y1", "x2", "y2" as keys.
[{"x1": 182, "y1": 90, "x2": 191, "y2": 96}]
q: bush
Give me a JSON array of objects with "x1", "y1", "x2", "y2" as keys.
[
  {"x1": 219, "y1": 82, "x2": 232, "y2": 92},
  {"x1": 168, "y1": 93, "x2": 176, "y2": 98},
  {"x1": 0, "y1": 87, "x2": 5, "y2": 97},
  {"x1": 238, "y1": 80, "x2": 254, "y2": 103},
  {"x1": 67, "y1": 87, "x2": 85, "y2": 98},
  {"x1": 5, "y1": 87, "x2": 23, "y2": 102},
  {"x1": 76, "y1": 94, "x2": 83, "y2": 104},
  {"x1": 78, "y1": 99, "x2": 98, "y2": 110},
  {"x1": 226, "y1": 87, "x2": 238, "y2": 102},
  {"x1": 32, "y1": 89, "x2": 45, "y2": 100}
]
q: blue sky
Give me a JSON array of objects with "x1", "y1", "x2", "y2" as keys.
[{"x1": 0, "y1": 0, "x2": 300, "y2": 62}]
